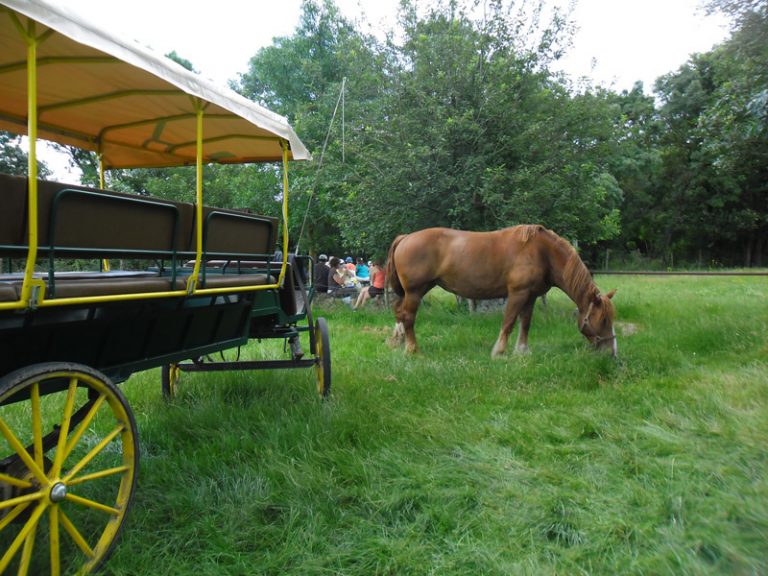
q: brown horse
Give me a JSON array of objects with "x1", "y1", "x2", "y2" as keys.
[{"x1": 386, "y1": 225, "x2": 617, "y2": 356}]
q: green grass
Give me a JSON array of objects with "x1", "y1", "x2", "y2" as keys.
[{"x1": 101, "y1": 275, "x2": 766, "y2": 575}]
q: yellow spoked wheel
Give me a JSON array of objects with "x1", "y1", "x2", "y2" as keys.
[
  {"x1": 0, "y1": 363, "x2": 139, "y2": 575},
  {"x1": 314, "y1": 317, "x2": 332, "y2": 398},
  {"x1": 161, "y1": 364, "x2": 181, "y2": 401}
]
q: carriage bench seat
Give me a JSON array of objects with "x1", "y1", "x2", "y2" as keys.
[
  {"x1": 179, "y1": 261, "x2": 278, "y2": 288},
  {"x1": 1, "y1": 173, "x2": 281, "y2": 303},
  {"x1": 184, "y1": 260, "x2": 303, "y2": 317},
  {"x1": 194, "y1": 273, "x2": 275, "y2": 289},
  {"x1": 0, "y1": 271, "x2": 181, "y2": 302},
  {"x1": 0, "y1": 270, "x2": 279, "y2": 302},
  {"x1": 0, "y1": 282, "x2": 16, "y2": 302},
  {"x1": 49, "y1": 276, "x2": 180, "y2": 298}
]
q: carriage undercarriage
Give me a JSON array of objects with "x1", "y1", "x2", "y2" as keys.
[{"x1": 0, "y1": 270, "x2": 330, "y2": 574}]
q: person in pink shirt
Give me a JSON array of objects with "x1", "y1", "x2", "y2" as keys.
[{"x1": 354, "y1": 259, "x2": 386, "y2": 310}]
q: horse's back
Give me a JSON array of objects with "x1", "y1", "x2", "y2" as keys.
[
  {"x1": 397, "y1": 226, "x2": 541, "y2": 265},
  {"x1": 393, "y1": 226, "x2": 549, "y2": 299}
]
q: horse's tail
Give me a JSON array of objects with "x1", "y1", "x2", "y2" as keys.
[{"x1": 386, "y1": 234, "x2": 408, "y2": 299}]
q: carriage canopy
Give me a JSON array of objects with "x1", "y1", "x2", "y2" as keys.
[{"x1": 0, "y1": 0, "x2": 310, "y2": 168}]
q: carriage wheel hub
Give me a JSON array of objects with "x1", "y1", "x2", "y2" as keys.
[{"x1": 49, "y1": 482, "x2": 68, "y2": 503}]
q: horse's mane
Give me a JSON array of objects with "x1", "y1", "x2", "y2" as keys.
[
  {"x1": 517, "y1": 224, "x2": 540, "y2": 245},
  {"x1": 563, "y1": 247, "x2": 598, "y2": 301},
  {"x1": 517, "y1": 225, "x2": 598, "y2": 301}
]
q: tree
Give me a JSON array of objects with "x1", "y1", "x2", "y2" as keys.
[
  {"x1": 235, "y1": 0, "x2": 390, "y2": 256},
  {"x1": 700, "y1": 0, "x2": 768, "y2": 265},
  {"x1": 233, "y1": 0, "x2": 630, "y2": 257},
  {"x1": 605, "y1": 83, "x2": 663, "y2": 257},
  {"x1": 0, "y1": 131, "x2": 28, "y2": 176},
  {"x1": 368, "y1": 1, "x2": 621, "y2": 245},
  {"x1": 1, "y1": 131, "x2": 52, "y2": 178},
  {"x1": 647, "y1": 0, "x2": 768, "y2": 266}
]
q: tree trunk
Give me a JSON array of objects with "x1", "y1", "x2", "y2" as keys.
[
  {"x1": 754, "y1": 231, "x2": 767, "y2": 267},
  {"x1": 743, "y1": 235, "x2": 753, "y2": 268}
]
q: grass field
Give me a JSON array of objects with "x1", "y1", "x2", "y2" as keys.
[{"x1": 103, "y1": 274, "x2": 766, "y2": 575}]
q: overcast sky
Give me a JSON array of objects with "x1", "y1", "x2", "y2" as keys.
[{"x1": 62, "y1": 0, "x2": 729, "y2": 93}]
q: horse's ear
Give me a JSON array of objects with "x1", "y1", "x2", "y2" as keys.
[
  {"x1": 592, "y1": 293, "x2": 602, "y2": 306},
  {"x1": 605, "y1": 289, "x2": 617, "y2": 300}
]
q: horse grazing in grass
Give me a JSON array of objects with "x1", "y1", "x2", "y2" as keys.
[{"x1": 386, "y1": 225, "x2": 617, "y2": 357}]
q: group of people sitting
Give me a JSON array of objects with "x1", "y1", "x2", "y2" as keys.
[{"x1": 313, "y1": 254, "x2": 386, "y2": 310}]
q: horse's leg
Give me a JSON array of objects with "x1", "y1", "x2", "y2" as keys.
[
  {"x1": 514, "y1": 299, "x2": 536, "y2": 353},
  {"x1": 390, "y1": 298, "x2": 406, "y2": 345},
  {"x1": 399, "y1": 292, "x2": 423, "y2": 354},
  {"x1": 491, "y1": 293, "x2": 528, "y2": 358}
]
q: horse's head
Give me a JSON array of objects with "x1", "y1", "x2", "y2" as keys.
[{"x1": 579, "y1": 289, "x2": 617, "y2": 356}]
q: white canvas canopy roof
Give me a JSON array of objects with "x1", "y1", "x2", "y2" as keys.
[{"x1": 0, "y1": 0, "x2": 310, "y2": 168}]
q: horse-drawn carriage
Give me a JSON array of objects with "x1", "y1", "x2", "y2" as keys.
[{"x1": 0, "y1": 1, "x2": 328, "y2": 573}]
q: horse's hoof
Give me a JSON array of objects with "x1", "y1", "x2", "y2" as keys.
[
  {"x1": 514, "y1": 345, "x2": 530, "y2": 355},
  {"x1": 491, "y1": 343, "x2": 506, "y2": 357}
]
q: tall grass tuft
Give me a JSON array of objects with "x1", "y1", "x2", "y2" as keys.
[{"x1": 103, "y1": 275, "x2": 766, "y2": 575}]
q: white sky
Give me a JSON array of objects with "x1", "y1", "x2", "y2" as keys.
[
  {"x1": 61, "y1": 0, "x2": 729, "y2": 93},
  {"x1": 40, "y1": 0, "x2": 730, "y2": 178}
]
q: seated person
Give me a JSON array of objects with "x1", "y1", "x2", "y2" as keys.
[
  {"x1": 313, "y1": 254, "x2": 330, "y2": 293},
  {"x1": 354, "y1": 259, "x2": 386, "y2": 310},
  {"x1": 355, "y1": 257, "x2": 370, "y2": 285},
  {"x1": 328, "y1": 257, "x2": 358, "y2": 303}
]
